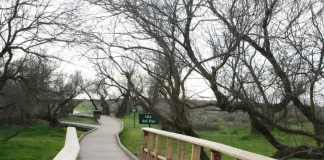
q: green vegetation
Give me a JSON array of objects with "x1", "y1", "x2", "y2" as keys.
[
  {"x1": 118, "y1": 114, "x2": 160, "y2": 157},
  {"x1": 60, "y1": 115, "x2": 97, "y2": 124},
  {"x1": 118, "y1": 114, "x2": 317, "y2": 160},
  {"x1": 74, "y1": 102, "x2": 93, "y2": 114},
  {"x1": 0, "y1": 124, "x2": 85, "y2": 160},
  {"x1": 0, "y1": 125, "x2": 26, "y2": 141}
]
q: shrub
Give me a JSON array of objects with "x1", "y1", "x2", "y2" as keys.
[
  {"x1": 223, "y1": 114, "x2": 236, "y2": 122},
  {"x1": 192, "y1": 121, "x2": 220, "y2": 131},
  {"x1": 207, "y1": 116, "x2": 219, "y2": 123},
  {"x1": 230, "y1": 129, "x2": 239, "y2": 134}
]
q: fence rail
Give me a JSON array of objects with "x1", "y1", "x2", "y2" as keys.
[{"x1": 141, "y1": 128, "x2": 275, "y2": 160}]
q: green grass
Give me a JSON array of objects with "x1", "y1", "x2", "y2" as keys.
[
  {"x1": 0, "y1": 124, "x2": 85, "y2": 160},
  {"x1": 118, "y1": 114, "x2": 317, "y2": 160},
  {"x1": 0, "y1": 125, "x2": 25, "y2": 140},
  {"x1": 60, "y1": 115, "x2": 97, "y2": 124},
  {"x1": 118, "y1": 114, "x2": 160, "y2": 157},
  {"x1": 74, "y1": 102, "x2": 93, "y2": 114}
]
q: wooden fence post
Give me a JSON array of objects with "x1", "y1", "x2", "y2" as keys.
[
  {"x1": 154, "y1": 135, "x2": 162, "y2": 160},
  {"x1": 191, "y1": 144, "x2": 201, "y2": 160},
  {"x1": 166, "y1": 137, "x2": 174, "y2": 160},
  {"x1": 141, "y1": 128, "x2": 276, "y2": 160},
  {"x1": 141, "y1": 131, "x2": 149, "y2": 160},
  {"x1": 177, "y1": 140, "x2": 186, "y2": 160},
  {"x1": 210, "y1": 150, "x2": 222, "y2": 160},
  {"x1": 146, "y1": 132, "x2": 155, "y2": 160}
]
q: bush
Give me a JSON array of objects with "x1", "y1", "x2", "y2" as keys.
[
  {"x1": 223, "y1": 114, "x2": 236, "y2": 122},
  {"x1": 192, "y1": 121, "x2": 220, "y2": 131},
  {"x1": 207, "y1": 116, "x2": 219, "y2": 123},
  {"x1": 230, "y1": 128, "x2": 239, "y2": 134},
  {"x1": 240, "y1": 116, "x2": 250, "y2": 123},
  {"x1": 197, "y1": 115, "x2": 208, "y2": 122}
]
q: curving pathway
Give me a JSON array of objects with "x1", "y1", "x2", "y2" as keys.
[{"x1": 62, "y1": 115, "x2": 134, "y2": 160}]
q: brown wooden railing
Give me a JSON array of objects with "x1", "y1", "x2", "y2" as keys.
[{"x1": 141, "y1": 128, "x2": 275, "y2": 160}]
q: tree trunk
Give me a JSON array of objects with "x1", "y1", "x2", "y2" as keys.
[
  {"x1": 100, "y1": 96, "x2": 110, "y2": 115},
  {"x1": 250, "y1": 125, "x2": 261, "y2": 135},
  {"x1": 314, "y1": 125, "x2": 324, "y2": 147},
  {"x1": 116, "y1": 95, "x2": 129, "y2": 117},
  {"x1": 49, "y1": 116, "x2": 62, "y2": 127},
  {"x1": 102, "y1": 107, "x2": 110, "y2": 115},
  {"x1": 89, "y1": 98, "x2": 99, "y2": 110},
  {"x1": 116, "y1": 72, "x2": 133, "y2": 117}
]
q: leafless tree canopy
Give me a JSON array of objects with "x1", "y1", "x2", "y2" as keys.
[
  {"x1": 0, "y1": 0, "x2": 82, "y2": 91},
  {"x1": 82, "y1": 0, "x2": 324, "y2": 159},
  {"x1": 0, "y1": 0, "x2": 324, "y2": 159},
  {"x1": 0, "y1": 0, "x2": 86, "y2": 129}
]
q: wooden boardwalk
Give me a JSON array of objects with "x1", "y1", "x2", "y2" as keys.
[{"x1": 63, "y1": 116, "x2": 133, "y2": 160}]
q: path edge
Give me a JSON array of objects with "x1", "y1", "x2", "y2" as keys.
[
  {"x1": 111, "y1": 116, "x2": 139, "y2": 160},
  {"x1": 60, "y1": 121, "x2": 98, "y2": 142},
  {"x1": 78, "y1": 127, "x2": 97, "y2": 142}
]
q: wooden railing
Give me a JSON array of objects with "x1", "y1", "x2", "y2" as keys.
[
  {"x1": 141, "y1": 128, "x2": 275, "y2": 160},
  {"x1": 54, "y1": 127, "x2": 80, "y2": 160}
]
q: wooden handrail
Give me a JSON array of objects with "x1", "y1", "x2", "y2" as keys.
[
  {"x1": 141, "y1": 128, "x2": 276, "y2": 160},
  {"x1": 53, "y1": 127, "x2": 80, "y2": 160}
]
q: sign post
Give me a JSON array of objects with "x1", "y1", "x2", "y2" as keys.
[
  {"x1": 139, "y1": 113, "x2": 159, "y2": 128},
  {"x1": 130, "y1": 107, "x2": 138, "y2": 128}
]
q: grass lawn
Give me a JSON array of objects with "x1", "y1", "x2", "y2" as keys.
[
  {"x1": 74, "y1": 102, "x2": 93, "y2": 114},
  {"x1": 118, "y1": 114, "x2": 161, "y2": 158},
  {"x1": 118, "y1": 114, "x2": 317, "y2": 160},
  {"x1": 0, "y1": 123, "x2": 85, "y2": 160},
  {"x1": 59, "y1": 115, "x2": 97, "y2": 124}
]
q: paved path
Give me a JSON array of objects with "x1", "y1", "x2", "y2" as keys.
[{"x1": 63, "y1": 116, "x2": 133, "y2": 160}]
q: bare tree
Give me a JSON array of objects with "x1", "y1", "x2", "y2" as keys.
[
  {"x1": 0, "y1": 0, "x2": 82, "y2": 91},
  {"x1": 79, "y1": 79, "x2": 100, "y2": 110},
  {"x1": 114, "y1": 71, "x2": 134, "y2": 117},
  {"x1": 0, "y1": 57, "x2": 83, "y2": 141},
  {"x1": 95, "y1": 61, "x2": 137, "y2": 117},
  {"x1": 82, "y1": 0, "x2": 324, "y2": 159},
  {"x1": 95, "y1": 78, "x2": 111, "y2": 115},
  {"x1": 82, "y1": 1, "x2": 210, "y2": 158},
  {"x1": 0, "y1": 67, "x2": 36, "y2": 141},
  {"x1": 203, "y1": 0, "x2": 324, "y2": 158},
  {"x1": 0, "y1": 57, "x2": 53, "y2": 124},
  {"x1": 39, "y1": 71, "x2": 83, "y2": 127},
  {"x1": 79, "y1": 78, "x2": 112, "y2": 115},
  {"x1": 12, "y1": 57, "x2": 82, "y2": 127}
]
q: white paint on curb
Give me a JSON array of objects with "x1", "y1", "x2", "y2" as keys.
[{"x1": 53, "y1": 127, "x2": 80, "y2": 160}]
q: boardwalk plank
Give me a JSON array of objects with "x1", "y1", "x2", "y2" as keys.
[{"x1": 64, "y1": 116, "x2": 132, "y2": 160}]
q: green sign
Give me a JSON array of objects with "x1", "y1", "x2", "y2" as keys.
[
  {"x1": 130, "y1": 107, "x2": 138, "y2": 113},
  {"x1": 139, "y1": 113, "x2": 159, "y2": 124}
]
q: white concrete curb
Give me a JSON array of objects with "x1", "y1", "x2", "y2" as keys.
[{"x1": 53, "y1": 127, "x2": 80, "y2": 160}]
